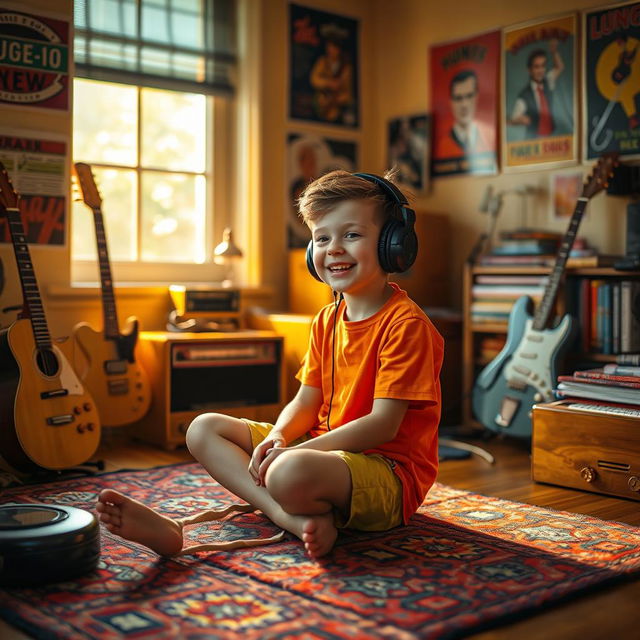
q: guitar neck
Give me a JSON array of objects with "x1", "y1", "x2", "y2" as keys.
[
  {"x1": 5, "y1": 207, "x2": 52, "y2": 349},
  {"x1": 533, "y1": 197, "x2": 589, "y2": 331},
  {"x1": 92, "y1": 206, "x2": 120, "y2": 339}
]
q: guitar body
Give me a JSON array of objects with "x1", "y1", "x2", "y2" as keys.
[
  {"x1": 472, "y1": 295, "x2": 576, "y2": 438},
  {"x1": 73, "y1": 317, "x2": 151, "y2": 427},
  {"x1": 0, "y1": 319, "x2": 101, "y2": 472}
]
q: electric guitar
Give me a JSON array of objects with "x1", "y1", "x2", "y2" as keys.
[
  {"x1": 0, "y1": 163, "x2": 101, "y2": 472},
  {"x1": 72, "y1": 163, "x2": 151, "y2": 427},
  {"x1": 472, "y1": 153, "x2": 618, "y2": 438}
]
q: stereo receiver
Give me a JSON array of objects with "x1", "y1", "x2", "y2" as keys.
[{"x1": 130, "y1": 330, "x2": 285, "y2": 449}]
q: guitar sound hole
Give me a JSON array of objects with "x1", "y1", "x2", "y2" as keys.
[{"x1": 36, "y1": 348, "x2": 60, "y2": 376}]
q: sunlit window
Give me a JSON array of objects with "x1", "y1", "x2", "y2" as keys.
[{"x1": 72, "y1": 78, "x2": 210, "y2": 272}]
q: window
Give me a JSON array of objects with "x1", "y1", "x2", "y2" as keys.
[
  {"x1": 72, "y1": 0, "x2": 236, "y2": 284},
  {"x1": 72, "y1": 79, "x2": 211, "y2": 279}
]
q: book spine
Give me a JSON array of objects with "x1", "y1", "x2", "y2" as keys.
[
  {"x1": 621, "y1": 280, "x2": 631, "y2": 353},
  {"x1": 617, "y1": 353, "x2": 640, "y2": 365},
  {"x1": 612, "y1": 281, "x2": 620, "y2": 355},
  {"x1": 602, "y1": 283, "x2": 612, "y2": 355}
]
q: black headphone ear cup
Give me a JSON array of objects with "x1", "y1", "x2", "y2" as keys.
[
  {"x1": 306, "y1": 240, "x2": 323, "y2": 282},
  {"x1": 378, "y1": 219, "x2": 397, "y2": 273},
  {"x1": 378, "y1": 216, "x2": 418, "y2": 273}
]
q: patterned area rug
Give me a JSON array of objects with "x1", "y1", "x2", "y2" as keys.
[{"x1": 2, "y1": 463, "x2": 640, "y2": 639}]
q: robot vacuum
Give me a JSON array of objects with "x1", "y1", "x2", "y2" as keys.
[{"x1": 0, "y1": 504, "x2": 100, "y2": 586}]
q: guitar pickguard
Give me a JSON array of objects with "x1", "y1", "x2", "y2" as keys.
[{"x1": 503, "y1": 314, "x2": 573, "y2": 404}]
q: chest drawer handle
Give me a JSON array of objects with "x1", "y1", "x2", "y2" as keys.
[{"x1": 580, "y1": 467, "x2": 597, "y2": 483}]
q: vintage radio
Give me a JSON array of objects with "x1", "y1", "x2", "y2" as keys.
[
  {"x1": 532, "y1": 401, "x2": 640, "y2": 501},
  {"x1": 130, "y1": 331, "x2": 285, "y2": 449}
]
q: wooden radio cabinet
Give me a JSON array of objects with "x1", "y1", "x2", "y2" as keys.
[
  {"x1": 532, "y1": 401, "x2": 640, "y2": 501},
  {"x1": 129, "y1": 331, "x2": 285, "y2": 450}
]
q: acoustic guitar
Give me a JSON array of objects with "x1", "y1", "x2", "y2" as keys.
[
  {"x1": 72, "y1": 163, "x2": 151, "y2": 427},
  {"x1": 0, "y1": 164, "x2": 101, "y2": 472},
  {"x1": 472, "y1": 153, "x2": 618, "y2": 439}
]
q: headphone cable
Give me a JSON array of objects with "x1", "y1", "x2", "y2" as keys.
[{"x1": 326, "y1": 291, "x2": 341, "y2": 431}]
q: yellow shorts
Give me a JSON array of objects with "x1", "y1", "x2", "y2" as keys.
[{"x1": 243, "y1": 419, "x2": 403, "y2": 532}]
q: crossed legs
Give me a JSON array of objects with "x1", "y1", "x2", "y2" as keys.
[{"x1": 96, "y1": 413, "x2": 352, "y2": 558}]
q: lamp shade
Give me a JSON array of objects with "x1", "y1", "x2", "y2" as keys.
[{"x1": 213, "y1": 227, "x2": 243, "y2": 263}]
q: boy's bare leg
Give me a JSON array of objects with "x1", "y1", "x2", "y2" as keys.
[{"x1": 96, "y1": 414, "x2": 352, "y2": 558}]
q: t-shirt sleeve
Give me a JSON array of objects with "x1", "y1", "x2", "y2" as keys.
[
  {"x1": 374, "y1": 317, "x2": 443, "y2": 403},
  {"x1": 295, "y1": 312, "x2": 324, "y2": 388}
]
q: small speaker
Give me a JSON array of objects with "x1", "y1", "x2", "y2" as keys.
[
  {"x1": 626, "y1": 201, "x2": 640, "y2": 256},
  {"x1": 615, "y1": 201, "x2": 640, "y2": 270}
]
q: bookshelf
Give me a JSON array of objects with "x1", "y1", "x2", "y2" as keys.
[{"x1": 462, "y1": 262, "x2": 640, "y2": 428}]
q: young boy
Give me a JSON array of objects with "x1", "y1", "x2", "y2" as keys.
[{"x1": 96, "y1": 170, "x2": 444, "y2": 559}]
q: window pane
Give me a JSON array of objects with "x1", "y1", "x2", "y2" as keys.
[
  {"x1": 72, "y1": 167, "x2": 137, "y2": 262},
  {"x1": 141, "y1": 88, "x2": 206, "y2": 171},
  {"x1": 73, "y1": 79, "x2": 138, "y2": 166},
  {"x1": 140, "y1": 171, "x2": 206, "y2": 262}
]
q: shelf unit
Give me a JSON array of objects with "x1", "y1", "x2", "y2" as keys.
[{"x1": 462, "y1": 263, "x2": 640, "y2": 428}]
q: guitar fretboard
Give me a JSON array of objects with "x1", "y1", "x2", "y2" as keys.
[
  {"x1": 533, "y1": 198, "x2": 588, "y2": 332},
  {"x1": 6, "y1": 207, "x2": 51, "y2": 349},
  {"x1": 92, "y1": 206, "x2": 120, "y2": 340}
]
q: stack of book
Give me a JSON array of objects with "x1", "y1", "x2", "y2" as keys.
[
  {"x1": 470, "y1": 274, "x2": 548, "y2": 324},
  {"x1": 479, "y1": 229, "x2": 562, "y2": 266},
  {"x1": 566, "y1": 279, "x2": 640, "y2": 354},
  {"x1": 555, "y1": 361, "x2": 640, "y2": 415}
]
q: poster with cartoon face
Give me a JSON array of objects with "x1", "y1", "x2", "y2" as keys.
[
  {"x1": 503, "y1": 14, "x2": 577, "y2": 170},
  {"x1": 584, "y1": 2, "x2": 640, "y2": 160},
  {"x1": 430, "y1": 30, "x2": 500, "y2": 178},
  {"x1": 286, "y1": 133, "x2": 357, "y2": 248}
]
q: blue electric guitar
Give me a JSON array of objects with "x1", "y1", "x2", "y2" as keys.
[{"x1": 472, "y1": 154, "x2": 618, "y2": 438}]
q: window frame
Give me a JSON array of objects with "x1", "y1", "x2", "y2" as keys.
[{"x1": 71, "y1": 80, "x2": 232, "y2": 285}]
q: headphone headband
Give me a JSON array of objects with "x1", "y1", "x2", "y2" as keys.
[{"x1": 353, "y1": 172, "x2": 410, "y2": 208}]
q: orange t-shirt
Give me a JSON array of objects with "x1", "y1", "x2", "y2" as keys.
[{"x1": 296, "y1": 283, "x2": 444, "y2": 523}]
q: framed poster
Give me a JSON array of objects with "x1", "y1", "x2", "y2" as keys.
[
  {"x1": 549, "y1": 170, "x2": 584, "y2": 219},
  {"x1": 430, "y1": 30, "x2": 500, "y2": 178},
  {"x1": 387, "y1": 114, "x2": 430, "y2": 192},
  {"x1": 503, "y1": 14, "x2": 578, "y2": 170},
  {"x1": 289, "y1": 3, "x2": 359, "y2": 128},
  {"x1": 0, "y1": 130, "x2": 68, "y2": 246},
  {"x1": 0, "y1": 6, "x2": 70, "y2": 112},
  {"x1": 286, "y1": 133, "x2": 357, "y2": 248},
  {"x1": 584, "y1": 2, "x2": 640, "y2": 160}
]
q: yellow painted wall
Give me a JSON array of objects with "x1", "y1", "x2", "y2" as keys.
[
  {"x1": 0, "y1": 0, "x2": 631, "y2": 341},
  {"x1": 372, "y1": 0, "x2": 629, "y2": 309},
  {"x1": 0, "y1": 0, "x2": 73, "y2": 336}
]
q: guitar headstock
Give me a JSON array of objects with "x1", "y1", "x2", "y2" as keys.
[
  {"x1": 581, "y1": 152, "x2": 619, "y2": 199},
  {"x1": 0, "y1": 161, "x2": 20, "y2": 211},
  {"x1": 73, "y1": 162, "x2": 102, "y2": 209}
]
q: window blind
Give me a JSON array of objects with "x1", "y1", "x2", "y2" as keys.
[{"x1": 74, "y1": 0, "x2": 236, "y2": 96}]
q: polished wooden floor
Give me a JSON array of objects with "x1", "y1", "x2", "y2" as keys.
[{"x1": 2, "y1": 431, "x2": 639, "y2": 639}]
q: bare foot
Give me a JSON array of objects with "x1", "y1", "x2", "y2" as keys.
[
  {"x1": 301, "y1": 512, "x2": 338, "y2": 559},
  {"x1": 96, "y1": 489, "x2": 183, "y2": 556}
]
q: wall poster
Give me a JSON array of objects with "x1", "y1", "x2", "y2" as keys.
[
  {"x1": 0, "y1": 6, "x2": 70, "y2": 111},
  {"x1": 430, "y1": 30, "x2": 500, "y2": 178},
  {"x1": 286, "y1": 133, "x2": 357, "y2": 248},
  {"x1": 289, "y1": 3, "x2": 359, "y2": 128},
  {"x1": 584, "y1": 2, "x2": 640, "y2": 160},
  {"x1": 503, "y1": 14, "x2": 578, "y2": 170},
  {"x1": 0, "y1": 131, "x2": 68, "y2": 246},
  {"x1": 387, "y1": 114, "x2": 430, "y2": 192}
]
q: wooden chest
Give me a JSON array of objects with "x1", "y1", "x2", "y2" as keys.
[{"x1": 532, "y1": 401, "x2": 640, "y2": 501}]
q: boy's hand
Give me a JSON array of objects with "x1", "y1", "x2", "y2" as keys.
[{"x1": 248, "y1": 435, "x2": 286, "y2": 486}]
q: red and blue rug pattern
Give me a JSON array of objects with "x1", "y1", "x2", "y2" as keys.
[{"x1": 2, "y1": 462, "x2": 640, "y2": 639}]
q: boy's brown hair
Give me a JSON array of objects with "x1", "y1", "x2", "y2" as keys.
[{"x1": 297, "y1": 170, "x2": 404, "y2": 225}]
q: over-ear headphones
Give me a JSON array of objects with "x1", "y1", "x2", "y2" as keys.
[{"x1": 306, "y1": 172, "x2": 417, "y2": 282}]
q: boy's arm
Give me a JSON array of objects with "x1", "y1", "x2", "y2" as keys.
[
  {"x1": 248, "y1": 383, "x2": 321, "y2": 484},
  {"x1": 291, "y1": 397, "x2": 410, "y2": 453}
]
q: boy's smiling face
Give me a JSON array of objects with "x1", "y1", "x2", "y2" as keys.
[{"x1": 309, "y1": 199, "x2": 387, "y2": 297}]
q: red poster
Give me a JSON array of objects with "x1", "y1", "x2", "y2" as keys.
[
  {"x1": 430, "y1": 31, "x2": 500, "y2": 177},
  {"x1": 0, "y1": 8, "x2": 70, "y2": 111}
]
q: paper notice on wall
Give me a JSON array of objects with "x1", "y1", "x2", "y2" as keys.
[{"x1": 0, "y1": 131, "x2": 67, "y2": 246}]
